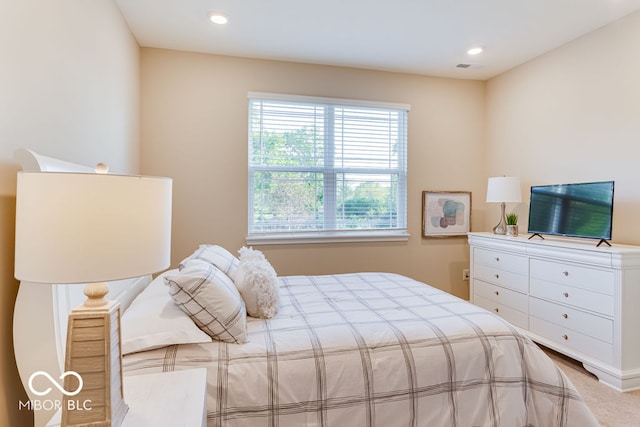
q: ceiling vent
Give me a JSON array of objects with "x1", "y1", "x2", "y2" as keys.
[{"x1": 456, "y1": 63, "x2": 484, "y2": 69}]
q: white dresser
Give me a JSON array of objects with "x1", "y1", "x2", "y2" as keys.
[{"x1": 468, "y1": 232, "x2": 640, "y2": 392}]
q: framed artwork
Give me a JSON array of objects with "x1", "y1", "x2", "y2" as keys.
[{"x1": 422, "y1": 191, "x2": 471, "y2": 237}]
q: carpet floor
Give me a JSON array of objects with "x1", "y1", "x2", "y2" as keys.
[{"x1": 542, "y1": 346, "x2": 640, "y2": 427}]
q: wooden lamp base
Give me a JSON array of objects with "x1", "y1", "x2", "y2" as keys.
[{"x1": 62, "y1": 299, "x2": 128, "y2": 427}]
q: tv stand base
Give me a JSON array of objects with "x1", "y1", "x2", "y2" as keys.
[{"x1": 528, "y1": 233, "x2": 544, "y2": 240}]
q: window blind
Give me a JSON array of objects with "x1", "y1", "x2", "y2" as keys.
[{"x1": 248, "y1": 93, "x2": 408, "y2": 239}]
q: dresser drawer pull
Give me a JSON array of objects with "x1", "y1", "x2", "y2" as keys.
[
  {"x1": 494, "y1": 308, "x2": 499, "y2": 313},
  {"x1": 495, "y1": 257, "x2": 500, "y2": 262},
  {"x1": 563, "y1": 271, "x2": 569, "y2": 276},
  {"x1": 494, "y1": 291, "x2": 500, "y2": 296},
  {"x1": 495, "y1": 274, "x2": 500, "y2": 279},
  {"x1": 562, "y1": 313, "x2": 568, "y2": 319},
  {"x1": 563, "y1": 292, "x2": 569, "y2": 298},
  {"x1": 563, "y1": 334, "x2": 569, "y2": 341}
]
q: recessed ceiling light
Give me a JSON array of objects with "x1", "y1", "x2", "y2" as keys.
[
  {"x1": 467, "y1": 47, "x2": 483, "y2": 55},
  {"x1": 208, "y1": 12, "x2": 228, "y2": 25}
]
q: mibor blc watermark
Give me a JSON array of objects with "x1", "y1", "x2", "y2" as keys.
[{"x1": 19, "y1": 371, "x2": 92, "y2": 412}]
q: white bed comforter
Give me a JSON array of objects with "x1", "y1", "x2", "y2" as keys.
[{"x1": 123, "y1": 272, "x2": 599, "y2": 427}]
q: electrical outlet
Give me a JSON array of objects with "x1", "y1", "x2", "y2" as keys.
[{"x1": 463, "y1": 268, "x2": 470, "y2": 281}]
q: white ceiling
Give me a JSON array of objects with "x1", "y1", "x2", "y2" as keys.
[{"x1": 115, "y1": 0, "x2": 640, "y2": 80}]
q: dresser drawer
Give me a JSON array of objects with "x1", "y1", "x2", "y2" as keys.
[
  {"x1": 529, "y1": 297, "x2": 613, "y2": 343},
  {"x1": 530, "y1": 259, "x2": 614, "y2": 295},
  {"x1": 474, "y1": 295, "x2": 528, "y2": 330},
  {"x1": 474, "y1": 264, "x2": 528, "y2": 293},
  {"x1": 530, "y1": 316, "x2": 613, "y2": 364},
  {"x1": 530, "y1": 278, "x2": 614, "y2": 316},
  {"x1": 475, "y1": 248, "x2": 528, "y2": 274},
  {"x1": 475, "y1": 280, "x2": 528, "y2": 313}
]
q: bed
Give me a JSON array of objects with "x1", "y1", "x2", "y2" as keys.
[
  {"x1": 13, "y1": 150, "x2": 599, "y2": 427},
  {"x1": 120, "y1": 269, "x2": 599, "y2": 427}
]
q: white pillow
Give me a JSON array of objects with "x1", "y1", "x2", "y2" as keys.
[
  {"x1": 121, "y1": 270, "x2": 212, "y2": 355},
  {"x1": 165, "y1": 259, "x2": 248, "y2": 344},
  {"x1": 234, "y1": 247, "x2": 280, "y2": 319},
  {"x1": 181, "y1": 244, "x2": 239, "y2": 277}
]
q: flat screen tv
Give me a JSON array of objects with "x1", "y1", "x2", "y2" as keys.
[{"x1": 527, "y1": 181, "x2": 614, "y2": 245}]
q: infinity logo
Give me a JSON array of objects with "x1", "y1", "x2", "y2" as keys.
[{"x1": 28, "y1": 371, "x2": 83, "y2": 397}]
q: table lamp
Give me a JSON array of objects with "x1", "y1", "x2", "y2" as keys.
[
  {"x1": 14, "y1": 170, "x2": 172, "y2": 427},
  {"x1": 486, "y1": 176, "x2": 521, "y2": 235}
]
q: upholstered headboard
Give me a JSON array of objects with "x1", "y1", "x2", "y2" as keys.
[{"x1": 12, "y1": 149, "x2": 152, "y2": 427}]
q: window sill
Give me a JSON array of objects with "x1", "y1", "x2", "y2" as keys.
[{"x1": 245, "y1": 231, "x2": 410, "y2": 245}]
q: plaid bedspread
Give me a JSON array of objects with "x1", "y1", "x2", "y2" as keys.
[{"x1": 123, "y1": 272, "x2": 599, "y2": 426}]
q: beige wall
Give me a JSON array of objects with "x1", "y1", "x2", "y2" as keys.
[
  {"x1": 140, "y1": 49, "x2": 487, "y2": 299},
  {"x1": 486, "y1": 11, "x2": 640, "y2": 244},
  {"x1": 0, "y1": 1, "x2": 140, "y2": 425}
]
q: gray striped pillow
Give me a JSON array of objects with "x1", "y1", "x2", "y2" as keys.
[
  {"x1": 164, "y1": 258, "x2": 247, "y2": 344},
  {"x1": 181, "y1": 244, "x2": 239, "y2": 277}
]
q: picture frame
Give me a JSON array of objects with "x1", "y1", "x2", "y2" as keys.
[{"x1": 422, "y1": 191, "x2": 471, "y2": 237}]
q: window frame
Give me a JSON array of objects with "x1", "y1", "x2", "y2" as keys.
[{"x1": 246, "y1": 92, "x2": 410, "y2": 245}]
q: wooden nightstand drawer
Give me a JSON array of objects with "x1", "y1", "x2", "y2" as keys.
[
  {"x1": 474, "y1": 264, "x2": 529, "y2": 293},
  {"x1": 530, "y1": 277, "x2": 614, "y2": 316},
  {"x1": 475, "y1": 248, "x2": 528, "y2": 274},
  {"x1": 530, "y1": 316, "x2": 613, "y2": 364},
  {"x1": 530, "y1": 259, "x2": 614, "y2": 295},
  {"x1": 475, "y1": 280, "x2": 528, "y2": 313},
  {"x1": 529, "y1": 297, "x2": 613, "y2": 343}
]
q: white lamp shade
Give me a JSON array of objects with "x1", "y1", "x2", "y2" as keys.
[
  {"x1": 15, "y1": 171, "x2": 172, "y2": 284},
  {"x1": 486, "y1": 176, "x2": 522, "y2": 203}
]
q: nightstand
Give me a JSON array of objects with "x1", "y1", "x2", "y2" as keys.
[{"x1": 46, "y1": 368, "x2": 207, "y2": 427}]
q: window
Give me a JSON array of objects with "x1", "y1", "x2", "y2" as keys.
[{"x1": 247, "y1": 93, "x2": 409, "y2": 244}]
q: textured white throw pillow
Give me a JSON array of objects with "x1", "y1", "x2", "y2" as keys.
[
  {"x1": 165, "y1": 259, "x2": 248, "y2": 344},
  {"x1": 181, "y1": 244, "x2": 239, "y2": 277},
  {"x1": 234, "y1": 246, "x2": 280, "y2": 319}
]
